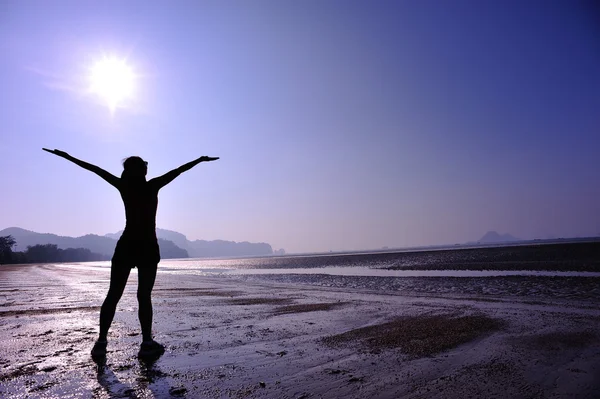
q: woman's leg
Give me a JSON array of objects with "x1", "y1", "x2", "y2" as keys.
[
  {"x1": 137, "y1": 265, "x2": 158, "y2": 342},
  {"x1": 98, "y1": 265, "x2": 131, "y2": 341}
]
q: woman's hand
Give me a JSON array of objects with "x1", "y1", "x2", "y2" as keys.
[
  {"x1": 43, "y1": 148, "x2": 70, "y2": 158},
  {"x1": 199, "y1": 156, "x2": 219, "y2": 162}
]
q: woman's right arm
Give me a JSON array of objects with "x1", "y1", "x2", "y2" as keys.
[{"x1": 43, "y1": 148, "x2": 120, "y2": 188}]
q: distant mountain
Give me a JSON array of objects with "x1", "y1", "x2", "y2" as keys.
[
  {"x1": 478, "y1": 231, "x2": 521, "y2": 244},
  {"x1": 156, "y1": 238, "x2": 188, "y2": 259},
  {"x1": 106, "y1": 228, "x2": 274, "y2": 258},
  {"x1": 186, "y1": 238, "x2": 273, "y2": 258},
  {"x1": 1, "y1": 227, "x2": 118, "y2": 255},
  {"x1": 0, "y1": 227, "x2": 188, "y2": 260},
  {"x1": 157, "y1": 229, "x2": 189, "y2": 250}
]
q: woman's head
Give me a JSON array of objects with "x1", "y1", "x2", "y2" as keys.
[{"x1": 121, "y1": 156, "x2": 147, "y2": 179}]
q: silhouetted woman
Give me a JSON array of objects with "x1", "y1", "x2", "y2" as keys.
[{"x1": 43, "y1": 148, "x2": 218, "y2": 358}]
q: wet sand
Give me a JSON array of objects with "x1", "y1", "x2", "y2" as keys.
[{"x1": 1, "y1": 264, "x2": 600, "y2": 398}]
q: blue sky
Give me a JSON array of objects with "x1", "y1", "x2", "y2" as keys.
[{"x1": 1, "y1": 0, "x2": 599, "y2": 253}]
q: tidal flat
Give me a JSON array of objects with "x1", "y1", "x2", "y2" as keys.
[{"x1": 1, "y1": 262, "x2": 599, "y2": 398}]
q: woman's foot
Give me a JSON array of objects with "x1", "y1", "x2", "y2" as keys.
[
  {"x1": 91, "y1": 340, "x2": 108, "y2": 358},
  {"x1": 138, "y1": 340, "x2": 165, "y2": 358}
]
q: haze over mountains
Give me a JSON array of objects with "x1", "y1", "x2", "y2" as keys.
[{"x1": 0, "y1": 227, "x2": 274, "y2": 259}]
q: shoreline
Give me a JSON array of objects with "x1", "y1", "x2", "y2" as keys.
[{"x1": 3, "y1": 239, "x2": 599, "y2": 272}]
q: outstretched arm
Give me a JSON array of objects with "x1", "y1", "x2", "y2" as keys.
[
  {"x1": 150, "y1": 156, "x2": 219, "y2": 190},
  {"x1": 42, "y1": 148, "x2": 120, "y2": 188}
]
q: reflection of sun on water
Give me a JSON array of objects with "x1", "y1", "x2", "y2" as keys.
[{"x1": 89, "y1": 56, "x2": 136, "y2": 113}]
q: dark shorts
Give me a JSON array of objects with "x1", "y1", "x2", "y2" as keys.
[{"x1": 112, "y1": 237, "x2": 160, "y2": 268}]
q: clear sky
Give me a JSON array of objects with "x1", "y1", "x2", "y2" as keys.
[{"x1": 1, "y1": 1, "x2": 599, "y2": 253}]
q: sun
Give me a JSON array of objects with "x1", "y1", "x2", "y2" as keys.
[{"x1": 89, "y1": 56, "x2": 136, "y2": 112}]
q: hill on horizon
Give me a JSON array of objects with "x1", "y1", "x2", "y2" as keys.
[
  {"x1": 106, "y1": 228, "x2": 274, "y2": 258},
  {"x1": 0, "y1": 227, "x2": 188, "y2": 259},
  {"x1": 476, "y1": 231, "x2": 522, "y2": 244},
  {"x1": 0, "y1": 227, "x2": 274, "y2": 259}
]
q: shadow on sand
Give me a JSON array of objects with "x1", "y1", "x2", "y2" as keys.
[{"x1": 93, "y1": 355, "x2": 186, "y2": 398}]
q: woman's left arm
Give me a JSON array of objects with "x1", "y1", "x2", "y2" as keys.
[{"x1": 149, "y1": 156, "x2": 219, "y2": 190}]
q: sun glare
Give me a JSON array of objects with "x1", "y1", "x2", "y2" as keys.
[{"x1": 89, "y1": 56, "x2": 136, "y2": 112}]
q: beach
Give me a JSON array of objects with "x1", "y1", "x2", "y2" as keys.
[{"x1": 1, "y1": 262, "x2": 600, "y2": 398}]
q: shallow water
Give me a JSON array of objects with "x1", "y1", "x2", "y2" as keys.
[
  {"x1": 50, "y1": 248, "x2": 600, "y2": 303},
  {"x1": 62, "y1": 249, "x2": 600, "y2": 278},
  {"x1": 61, "y1": 261, "x2": 600, "y2": 278}
]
